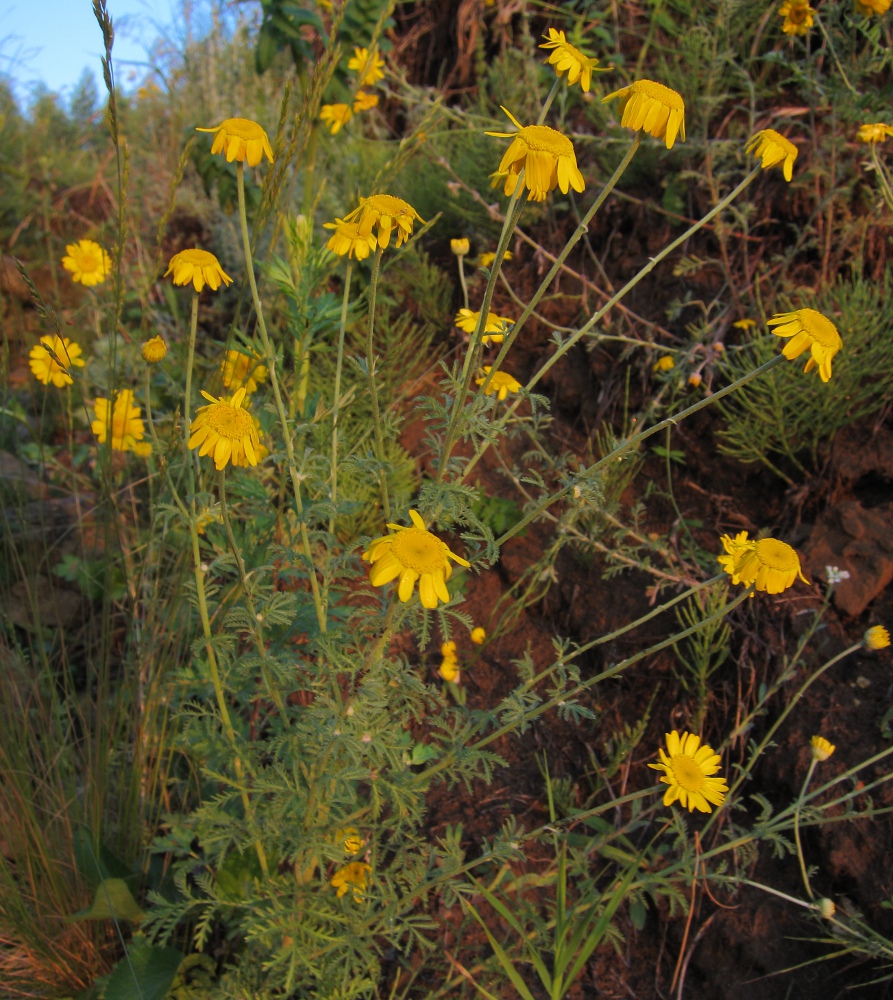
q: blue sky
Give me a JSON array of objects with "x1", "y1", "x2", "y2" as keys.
[{"x1": 1, "y1": 0, "x2": 176, "y2": 100}]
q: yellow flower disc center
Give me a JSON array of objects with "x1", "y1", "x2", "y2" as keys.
[
  {"x1": 798, "y1": 309, "x2": 840, "y2": 347},
  {"x1": 631, "y1": 80, "x2": 684, "y2": 109},
  {"x1": 754, "y1": 537, "x2": 798, "y2": 570},
  {"x1": 519, "y1": 125, "x2": 574, "y2": 155},
  {"x1": 390, "y1": 528, "x2": 448, "y2": 574},
  {"x1": 220, "y1": 117, "x2": 266, "y2": 139},
  {"x1": 74, "y1": 249, "x2": 101, "y2": 271},
  {"x1": 671, "y1": 755, "x2": 706, "y2": 793},
  {"x1": 175, "y1": 248, "x2": 219, "y2": 267},
  {"x1": 204, "y1": 402, "x2": 255, "y2": 440},
  {"x1": 365, "y1": 194, "x2": 413, "y2": 217}
]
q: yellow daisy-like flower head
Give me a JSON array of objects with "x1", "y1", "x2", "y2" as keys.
[
  {"x1": 61, "y1": 239, "x2": 112, "y2": 287},
  {"x1": 164, "y1": 249, "x2": 233, "y2": 293},
  {"x1": 649, "y1": 730, "x2": 728, "y2": 813},
  {"x1": 817, "y1": 898, "x2": 836, "y2": 919},
  {"x1": 335, "y1": 827, "x2": 365, "y2": 855},
  {"x1": 486, "y1": 107, "x2": 585, "y2": 201},
  {"x1": 323, "y1": 217, "x2": 379, "y2": 260},
  {"x1": 779, "y1": 0, "x2": 816, "y2": 33},
  {"x1": 454, "y1": 308, "x2": 514, "y2": 345},
  {"x1": 330, "y1": 861, "x2": 372, "y2": 902},
  {"x1": 353, "y1": 91, "x2": 379, "y2": 113},
  {"x1": 348, "y1": 47, "x2": 385, "y2": 87},
  {"x1": 602, "y1": 79, "x2": 686, "y2": 149},
  {"x1": 810, "y1": 735, "x2": 835, "y2": 762},
  {"x1": 857, "y1": 122, "x2": 893, "y2": 143},
  {"x1": 653, "y1": 355, "x2": 675, "y2": 372},
  {"x1": 718, "y1": 531, "x2": 809, "y2": 594},
  {"x1": 195, "y1": 117, "x2": 274, "y2": 166},
  {"x1": 471, "y1": 626, "x2": 486, "y2": 644},
  {"x1": 141, "y1": 336, "x2": 167, "y2": 364},
  {"x1": 450, "y1": 238, "x2": 470, "y2": 256},
  {"x1": 767, "y1": 308, "x2": 842, "y2": 382},
  {"x1": 745, "y1": 129, "x2": 798, "y2": 182},
  {"x1": 344, "y1": 194, "x2": 425, "y2": 250},
  {"x1": 439, "y1": 654, "x2": 460, "y2": 683},
  {"x1": 188, "y1": 386, "x2": 261, "y2": 471},
  {"x1": 220, "y1": 349, "x2": 268, "y2": 394},
  {"x1": 539, "y1": 28, "x2": 600, "y2": 92},
  {"x1": 319, "y1": 103, "x2": 353, "y2": 134},
  {"x1": 733, "y1": 318, "x2": 757, "y2": 330},
  {"x1": 479, "y1": 250, "x2": 512, "y2": 268},
  {"x1": 855, "y1": 0, "x2": 892, "y2": 13},
  {"x1": 363, "y1": 509, "x2": 471, "y2": 610},
  {"x1": 476, "y1": 366, "x2": 521, "y2": 400},
  {"x1": 29, "y1": 334, "x2": 86, "y2": 387},
  {"x1": 864, "y1": 625, "x2": 891, "y2": 650},
  {"x1": 92, "y1": 389, "x2": 150, "y2": 454}
]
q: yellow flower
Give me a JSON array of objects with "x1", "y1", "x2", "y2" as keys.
[
  {"x1": 92, "y1": 389, "x2": 150, "y2": 454},
  {"x1": 479, "y1": 250, "x2": 512, "y2": 268},
  {"x1": 331, "y1": 861, "x2": 372, "y2": 902},
  {"x1": 486, "y1": 107, "x2": 585, "y2": 201},
  {"x1": 335, "y1": 828, "x2": 365, "y2": 855},
  {"x1": 319, "y1": 103, "x2": 353, "y2": 134},
  {"x1": 746, "y1": 129, "x2": 798, "y2": 182},
  {"x1": 857, "y1": 122, "x2": 893, "y2": 143},
  {"x1": 164, "y1": 249, "x2": 233, "y2": 293},
  {"x1": 864, "y1": 625, "x2": 891, "y2": 650},
  {"x1": 323, "y1": 217, "x2": 379, "y2": 260},
  {"x1": 454, "y1": 308, "x2": 514, "y2": 345},
  {"x1": 810, "y1": 735, "x2": 835, "y2": 761},
  {"x1": 344, "y1": 194, "x2": 425, "y2": 250},
  {"x1": 220, "y1": 349, "x2": 268, "y2": 394},
  {"x1": 439, "y1": 652, "x2": 460, "y2": 683},
  {"x1": 363, "y1": 509, "x2": 470, "y2": 610},
  {"x1": 29, "y1": 334, "x2": 86, "y2": 387},
  {"x1": 195, "y1": 117, "x2": 274, "y2": 166},
  {"x1": 539, "y1": 28, "x2": 600, "y2": 92},
  {"x1": 471, "y1": 627, "x2": 486, "y2": 644},
  {"x1": 141, "y1": 336, "x2": 167, "y2": 363},
  {"x1": 188, "y1": 386, "x2": 261, "y2": 471},
  {"x1": 817, "y1": 898, "x2": 836, "y2": 919},
  {"x1": 718, "y1": 531, "x2": 809, "y2": 594},
  {"x1": 348, "y1": 47, "x2": 385, "y2": 87},
  {"x1": 779, "y1": 0, "x2": 816, "y2": 34},
  {"x1": 353, "y1": 91, "x2": 379, "y2": 113},
  {"x1": 653, "y1": 355, "x2": 675, "y2": 372},
  {"x1": 602, "y1": 79, "x2": 686, "y2": 149},
  {"x1": 195, "y1": 508, "x2": 222, "y2": 535},
  {"x1": 767, "y1": 308, "x2": 842, "y2": 382},
  {"x1": 61, "y1": 239, "x2": 112, "y2": 287},
  {"x1": 733, "y1": 318, "x2": 757, "y2": 330},
  {"x1": 442, "y1": 641, "x2": 457, "y2": 657},
  {"x1": 450, "y1": 238, "x2": 470, "y2": 256},
  {"x1": 476, "y1": 367, "x2": 521, "y2": 400},
  {"x1": 855, "y1": 0, "x2": 891, "y2": 13},
  {"x1": 649, "y1": 730, "x2": 728, "y2": 813}
]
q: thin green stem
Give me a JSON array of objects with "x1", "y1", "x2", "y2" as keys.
[
  {"x1": 871, "y1": 144, "x2": 893, "y2": 212},
  {"x1": 794, "y1": 758, "x2": 818, "y2": 900},
  {"x1": 456, "y1": 253, "x2": 469, "y2": 310},
  {"x1": 236, "y1": 161, "x2": 326, "y2": 633},
  {"x1": 329, "y1": 262, "x2": 352, "y2": 536},
  {"x1": 183, "y1": 292, "x2": 199, "y2": 442},
  {"x1": 365, "y1": 245, "x2": 391, "y2": 520},
  {"x1": 537, "y1": 78, "x2": 562, "y2": 124},
  {"x1": 815, "y1": 14, "x2": 859, "y2": 97}
]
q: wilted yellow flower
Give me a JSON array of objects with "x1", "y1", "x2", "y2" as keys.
[
  {"x1": 857, "y1": 122, "x2": 893, "y2": 143},
  {"x1": 196, "y1": 117, "x2": 274, "y2": 166},
  {"x1": 864, "y1": 625, "x2": 891, "y2": 650},
  {"x1": 344, "y1": 194, "x2": 424, "y2": 250},
  {"x1": 649, "y1": 730, "x2": 728, "y2": 813},
  {"x1": 810, "y1": 735, "x2": 835, "y2": 761},
  {"x1": 746, "y1": 129, "x2": 798, "y2": 182},
  {"x1": 767, "y1": 308, "x2": 842, "y2": 382},
  {"x1": 336, "y1": 828, "x2": 365, "y2": 855},
  {"x1": 539, "y1": 28, "x2": 600, "y2": 92},
  {"x1": 602, "y1": 79, "x2": 686, "y2": 149},
  {"x1": 471, "y1": 627, "x2": 486, "y2": 644},
  {"x1": 323, "y1": 217, "x2": 379, "y2": 260},
  {"x1": 29, "y1": 334, "x2": 86, "y2": 387},
  {"x1": 141, "y1": 336, "x2": 167, "y2": 364},
  {"x1": 319, "y1": 103, "x2": 353, "y2": 134},
  {"x1": 718, "y1": 531, "x2": 809, "y2": 594},
  {"x1": 487, "y1": 107, "x2": 585, "y2": 201},
  {"x1": 817, "y1": 898, "x2": 836, "y2": 919},
  {"x1": 92, "y1": 389, "x2": 150, "y2": 455},
  {"x1": 61, "y1": 239, "x2": 112, "y2": 287},
  {"x1": 653, "y1": 355, "x2": 675, "y2": 372},
  {"x1": 330, "y1": 861, "x2": 372, "y2": 902},
  {"x1": 164, "y1": 249, "x2": 233, "y2": 293},
  {"x1": 353, "y1": 91, "x2": 379, "y2": 113},
  {"x1": 220, "y1": 349, "x2": 268, "y2": 394},
  {"x1": 450, "y1": 238, "x2": 470, "y2": 256},
  {"x1": 363, "y1": 509, "x2": 470, "y2": 610},
  {"x1": 188, "y1": 386, "x2": 261, "y2": 471},
  {"x1": 855, "y1": 0, "x2": 891, "y2": 13},
  {"x1": 733, "y1": 318, "x2": 757, "y2": 330},
  {"x1": 779, "y1": 0, "x2": 816, "y2": 34},
  {"x1": 454, "y1": 308, "x2": 514, "y2": 345},
  {"x1": 476, "y1": 367, "x2": 521, "y2": 400},
  {"x1": 348, "y1": 47, "x2": 385, "y2": 87},
  {"x1": 479, "y1": 250, "x2": 512, "y2": 268}
]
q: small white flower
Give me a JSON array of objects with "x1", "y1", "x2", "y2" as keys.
[{"x1": 825, "y1": 565, "x2": 851, "y2": 585}]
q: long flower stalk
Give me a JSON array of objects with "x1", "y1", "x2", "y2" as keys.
[{"x1": 365, "y1": 245, "x2": 391, "y2": 520}]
